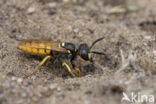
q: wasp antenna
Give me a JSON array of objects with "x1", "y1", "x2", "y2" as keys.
[
  {"x1": 90, "y1": 51, "x2": 105, "y2": 55},
  {"x1": 89, "y1": 37, "x2": 104, "y2": 50}
]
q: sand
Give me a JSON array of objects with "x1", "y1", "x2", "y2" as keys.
[{"x1": 0, "y1": 0, "x2": 155, "y2": 104}]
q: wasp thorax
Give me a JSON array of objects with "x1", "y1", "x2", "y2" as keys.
[{"x1": 61, "y1": 42, "x2": 76, "y2": 54}]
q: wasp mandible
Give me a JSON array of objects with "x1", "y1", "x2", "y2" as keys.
[{"x1": 18, "y1": 37, "x2": 105, "y2": 78}]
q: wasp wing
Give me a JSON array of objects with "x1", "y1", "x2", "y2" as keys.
[{"x1": 18, "y1": 40, "x2": 69, "y2": 55}]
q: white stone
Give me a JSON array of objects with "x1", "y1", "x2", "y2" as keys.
[
  {"x1": 144, "y1": 36, "x2": 151, "y2": 40},
  {"x1": 17, "y1": 78, "x2": 23, "y2": 83},
  {"x1": 27, "y1": 6, "x2": 36, "y2": 14}
]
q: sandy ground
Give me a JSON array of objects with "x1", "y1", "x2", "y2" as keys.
[{"x1": 0, "y1": 0, "x2": 156, "y2": 104}]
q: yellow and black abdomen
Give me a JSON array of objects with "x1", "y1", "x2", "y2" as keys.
[{"x1": 18, "y1": 40, "x2": 52, "y2": 56}]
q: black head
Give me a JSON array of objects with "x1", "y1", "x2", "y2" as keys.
[
  {"x1": 78, "y1": 43, "x2": 91, "y2": 60},
  {"x1": 78, "y1": 37, "x2": 105, "y2": 61}
]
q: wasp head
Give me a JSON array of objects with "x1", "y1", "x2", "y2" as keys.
[
  {"x1": 78, "y1": 37, "x2": 105, "y2": 62},
  {"x1": 78, "y1": 43, "x2": 91, "y2": 61}
]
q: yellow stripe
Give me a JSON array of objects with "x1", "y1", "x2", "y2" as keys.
[
  {"x1": 32, "y1": 48, "x2": 38, "y2": 54},
  {"x1": 39, "y1": 49, "x2": 46, "y2": 55},
  {"x1": 46, "y1": 45, "x2": 51, "y2": 50},
  {"x1": 18, "y1": 45, "x2": 24, "y2": 50},
  {"x1": 46, "y1": 49, "x2": 51, "y2": 54},
  {"x1": 22, "y1": 46, "x2": 27, "y2": 52},
  {"x1": 27, "y1": 47, "x2": 32, "y2": 53}
]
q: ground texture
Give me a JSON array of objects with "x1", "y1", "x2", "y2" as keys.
[{"x1": 0, "y1": 0, "x2": 156, "y2": 104}]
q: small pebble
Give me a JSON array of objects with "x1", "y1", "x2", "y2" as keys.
[
  {"x1": 11, "y1": 76, "x2": 16, "y2": 81},
  {"x1": 32, "y1": 96, "x2": 38, "y2": 102},
  {"x1": 144, "y1": 43, "x2": 147, "y2": 46},
  {"x1": 63, "y1": 0, "x2": 69, "y2": 3},
  {"x1": 73, "y1": 28, "x2": 79, "y2": 33},
  {"x1": 78, "y1": 33, "x2": 83, "y2": 37},
  {"x1": 153, "y1": 50, "x2": 156, "y2": 55},
  {"x1": 57, "y1": 87, "x2": 62, "y2": 92},
  {"x1": 48, "y1": 2, "x2": 57, "y2": 8},
  {"x1": 38, "y1": 93, "x2": 42, "y2": 98},
  {"x1": 27, "y1": 6, "x2": 36, "y2": 14},
  {"x1": 17, "y1": 78, "x2": 23, "y2": 83},
  {"x1": 22, "y1": 93, "x2": 27, "y2": 98},
  {"x1": 2, "y1": 75, "x2": 6, "y2": 79},
  {"x1": 67, "y1": 26, "x2": 72, "y2": 32},
  {"x1": 50, "y1": 84, "x2": 56, "y2": 90},
  {"x1": 84, "y1": 100, "x2": 89, "y2": 104},
  {"x1": 144, "y1": 35, "x2": 151, "y2": 40}
]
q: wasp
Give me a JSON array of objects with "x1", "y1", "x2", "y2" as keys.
[{"x1": 18, "y1": 37, "x2": 105, "y2": 78}]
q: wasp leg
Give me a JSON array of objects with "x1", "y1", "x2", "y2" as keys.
[
  {"x1": 24, "y1": 55, "x2": 52, "y2": 78},
  {"x1": 62, "y1": 62, "x2": 76, "y2": 77},
  {"x1": 77, "y1": 59, "x2": 83, "y2": 77},
  {"x1": 74, "y1": 66, "x2": 81, "y2": 77},
  {"x1": 70, "y1": 61, "x2": 81, "y2": 77}
]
